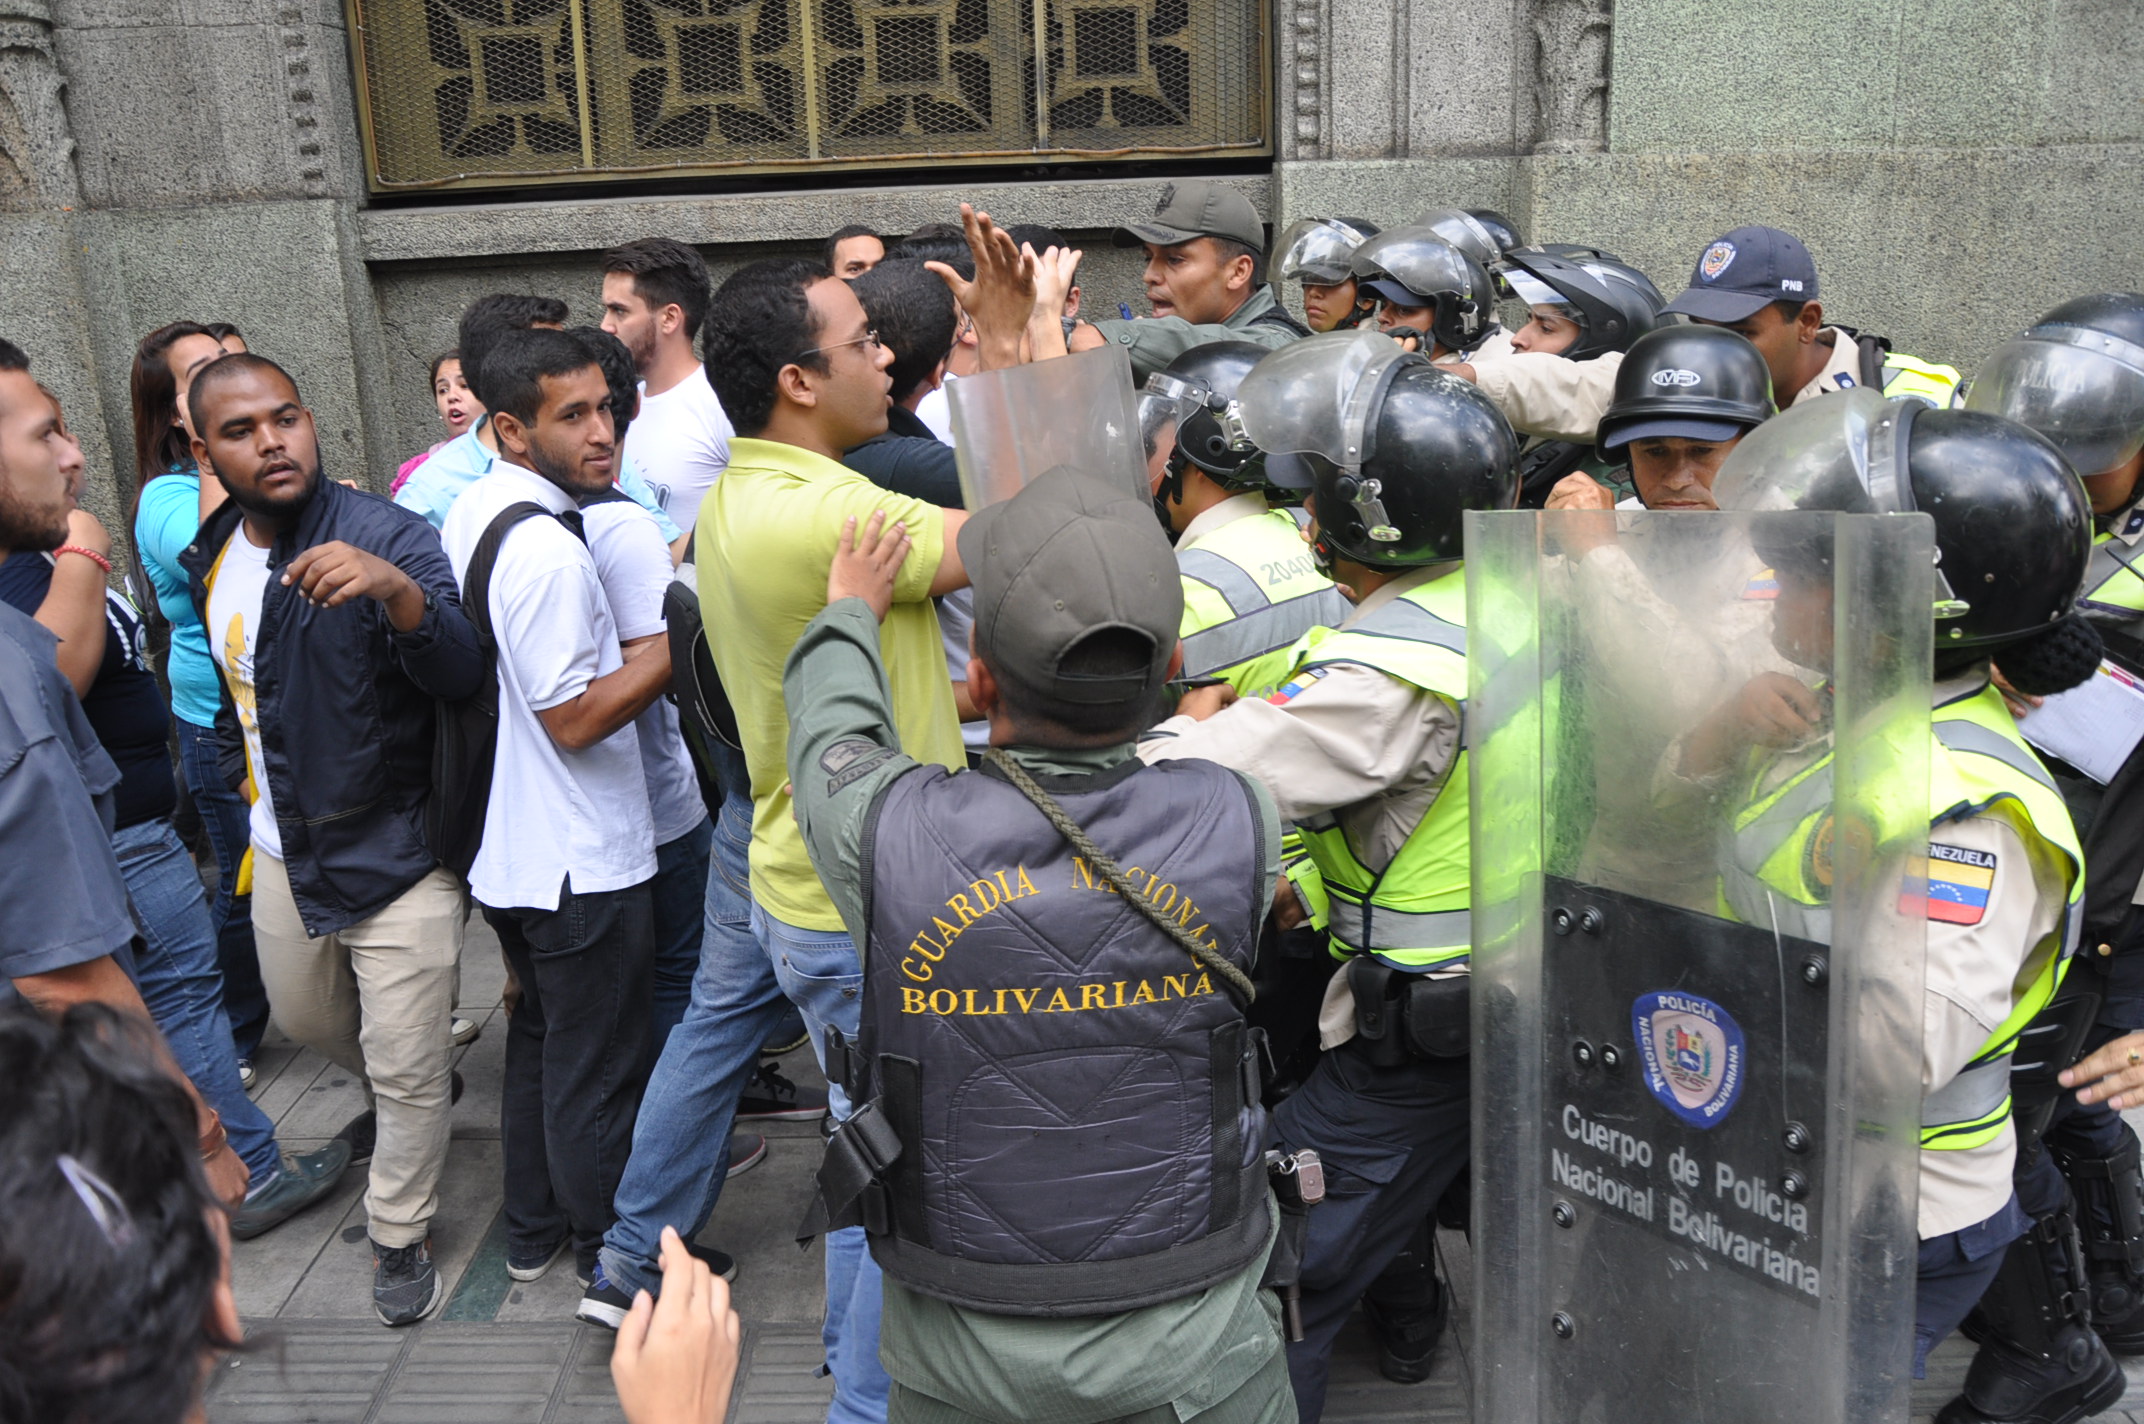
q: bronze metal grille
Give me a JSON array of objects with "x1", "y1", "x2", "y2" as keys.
[{"x1": 347, "y1": 0, "x2": 1270, "y2": 191}]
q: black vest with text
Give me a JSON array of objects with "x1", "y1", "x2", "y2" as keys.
[{"x1": 853, "y1": 754, "x2": 1271, "y2": 1315}]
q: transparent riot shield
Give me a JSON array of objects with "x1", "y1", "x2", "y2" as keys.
[
  {"x1": 947, "y1": 345, "x2": 1148, "y2": 509},
  {"x1": 1467, "y1": 508, "x2": 1933, "y2": 1424}
]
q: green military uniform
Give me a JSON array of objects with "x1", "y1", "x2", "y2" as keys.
[{"x1": 1092, "y1": 285, "x2": 1309, "y2": 385}]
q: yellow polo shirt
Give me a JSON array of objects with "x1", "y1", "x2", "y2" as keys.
[{"x1": 697, "y1": 437, "x2": 963, "y2": 930}]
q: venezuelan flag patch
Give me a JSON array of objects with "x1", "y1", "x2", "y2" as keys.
[
  {"x1": 1741, "y1": 568, "x2": 1780, "y2": 601},
  {"x1": 1899, "y1": 843, "x2": 1996, "y2": 925},
  {"x1": 1267, "y1": 667, "x2": 1331, "y2": 705}
]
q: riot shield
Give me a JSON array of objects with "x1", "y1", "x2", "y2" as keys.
[
  {"x1": 947, "y1": 345, "x2": 1148, "y2": 510},
  {"x1": 1467, "y1": 508, "x2": 1933, "y2": 1424}
]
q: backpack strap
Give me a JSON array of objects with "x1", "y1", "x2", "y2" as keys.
[{"x1": 462, "y1": 501, "x2": 572, "y2": 648}]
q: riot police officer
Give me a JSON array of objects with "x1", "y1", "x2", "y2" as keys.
[
  {"x1": 1490, "y1": 244, "x2": 1668, "y2": 503},
  {"x1": 1141, "y1": 330, "x2": 1522, "y2": 1420},
  {"x1": 1664, "y1": 224, "x2": 1962, "y2": 408},
  {"x1": 1404, "y1": 207, "x2": 1511, "y2": 275},
  {"x1": 1969, "y1": 293, "x2": 2144, "y2": 1360},
  {"x1": 1140, "y1": 341, "x2": 1352, "y2": 696},
  {"x1": 1274, "y1": 217, "x2": 1382, "y2": 333},
  {"x1": 790, "y1": 470, "x2": 1293, "y2": 1424},
  {"x1": 1348, "y1": 229, "x2": 1510, "y2": 362},
  {"x1": 1707, "y1": 394, "x2": 2122, "y2": 1424}
]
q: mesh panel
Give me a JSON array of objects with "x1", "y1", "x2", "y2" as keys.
[{"x1": 349, "y1": 0, "x2": 1269, "y2": 189}]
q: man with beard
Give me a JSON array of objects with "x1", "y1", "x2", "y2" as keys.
[
  {"x1": 179, "y1": 352, "x2": 484, "y2": 1325},
  {"x1": 599, "y1": 238, "x2": 732, "y2": 530},
  {"x1": 440, "y1": 327, "x2": 671, "y2": 1296}
]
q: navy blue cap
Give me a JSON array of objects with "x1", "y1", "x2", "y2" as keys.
[{"x1": 1660, "y1": 226, "x2": 1820, "y2": 323}]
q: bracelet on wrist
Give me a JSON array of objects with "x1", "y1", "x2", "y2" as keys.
[
  {"x1": 197, "y1": 1109, "x2": 228, "y2": 1160},
  {"x1": 55, "y1": 545, "x2": 113, "y2": 576}
]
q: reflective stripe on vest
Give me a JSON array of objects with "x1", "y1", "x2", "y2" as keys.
[
  {"x1": 1176, "y1": 509, "x2": 1351, "y2": 696},
  {"x1": 1880, "y1": 353, "x2": 1963, "y2": 409},
  {"x1": 1291, "y1": 569, "x2": 1473, "y2": 972},
  {"x1": 1722, "y1": 683, "x2": 2084, "y2": 1150},
  {"x1": 2080, "y1": 528, "x2": 2144, "y2": 620}
]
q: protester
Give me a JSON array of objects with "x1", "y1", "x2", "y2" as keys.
[
  {"x1": 1, "y1": 371, "x2": 348, "y2": 1240},
  {"x1": 0, "y1": 1002, "x2": 244, "y2": 1424},
  {"x1": 0, "y1": 336, "x2": 250, "y2": 1210},
  {"x1": 825, "y1": 224, "x2": 884, "y2": 280},
  {"x1": 841, "y1": 258, "x2": 963, "y2": 506},
  {"x1": 129, "y1": 319, "x2": 270, "y2": 1081},
  {"x1": 442, "y1": 325, "x2": 666, "y2": 1290},
  {"x1": 392, "y1": 350, "x2": 482, "y2": 496},
  {"x1": 181, "y1": 352, "x2": 482, "y2": 1324},
  {"x1": 600, "y1": 238, "x2": 733, "y2": 529}
]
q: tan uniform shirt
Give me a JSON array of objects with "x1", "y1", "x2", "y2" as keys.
[
  {"x1": 1178, "y1": 491, "x2": 1271, "y2": 547},
  {"x1": 1464, "y1": 349, "x2": 1623, "y2": 442},
  {"x1": 1785, "y1": 327, "x2": 1868, "y2": 408},
  {"x1": 1138, "y1": 566, "x2": 1465, "y2": 1045}
]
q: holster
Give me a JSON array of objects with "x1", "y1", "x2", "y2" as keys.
[
  {"x1": 796, "y1": 1098, "x2": 904, "y2": 1245},
  {"x1": 1260, "y1": 1158, "x2": 1315, "y2": 1342},
  {"x1": 2012, "y1": 968, "x2": 2107, "y2": 1158},
  {"x1": 1349, "y1": 958, "x2": 1471, "y2": 1066}
]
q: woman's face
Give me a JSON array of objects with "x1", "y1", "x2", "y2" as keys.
[
  {"x1": 166, "y1": 333, "x2": 231, "y2": 443},
  {"x1": 1511, "y1": 305, "x2": 1582, "y2": 356},
  {"x1": 1301, "y1": 279, "x2": 1359, "y2": 333},
  {"x1": 433, "y1": 358, "x2": 481, "y2": 437}
]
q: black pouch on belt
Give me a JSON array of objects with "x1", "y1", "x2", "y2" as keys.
[{"x1": 1400, "y1": 974, "x2": 1471, "y2": 1060}]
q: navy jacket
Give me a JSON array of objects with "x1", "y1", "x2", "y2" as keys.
[
  {"x1": 842, "y1": 403, "x2": 963, "y2": 508},
  {"x1": 179, "y1": 478, "x2": 483, "y2": 936}
]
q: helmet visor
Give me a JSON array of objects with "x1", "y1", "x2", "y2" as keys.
[
  {"x1": 1964, "y1": 328, "x2": 2144, "y2": 480},
  {"x1": 1710, "y1": 387, "x2": 1902, "y2": 515},
  {"x1": 1233, "y1": 330, "x2": 1408, "y2": 468},
  {"x1": 1503, "y1": 268, "x2": 1562, "y2": 307},
  {"x1": 1408, "y1": 207, "x2": 1501, "y2": 268},
  {"x1": 1278, "y1": 219, "x2": 1367, "y2": 286},
  {"x1": 1137, "y1": 371, "x2": 1199, "y2": 458}
]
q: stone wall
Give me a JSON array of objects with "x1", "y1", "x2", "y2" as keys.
[{"x1": 0, "y1": 0, "x2": 2138, "y2": 556}]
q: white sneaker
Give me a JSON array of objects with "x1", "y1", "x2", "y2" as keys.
[
  {"x1": 450, "y1": 1016, "x2": 480, "y2": 1047},
  {"x1": 237, "y1": 1058, "x2": 257, "y2": 1092}
]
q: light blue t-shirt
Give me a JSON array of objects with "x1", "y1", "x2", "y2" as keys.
[
  {"x1": 394, "y1": 418, "x2": 681, "y2": 542},
  {"x1": 132, "y1": 468, "x2": 223, "y2": 728}
]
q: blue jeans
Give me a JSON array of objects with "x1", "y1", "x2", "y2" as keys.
[
  {"x1": 755, "y1": 905, "x2": 887, "y2": 1424},
  {"x1": 114, "y1": 817, "x2": 280, "y2": 1181},
  {"x1": 601, "y1": 795, "x2": 785, "y2": 1297},
  {"x1": 176, "y1": 719, "x2": 268, "y2": 1060},
  {"x1": 650, "y1": 815, "x2": 715, "y2": 1046}
]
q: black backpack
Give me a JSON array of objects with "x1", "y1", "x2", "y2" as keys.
[
  {"x1": 426, "y1": 501, "x2": 578, "y2": 878},
  {"x1": 662, "y1": 546, "x2": 745, "y2": 811}
]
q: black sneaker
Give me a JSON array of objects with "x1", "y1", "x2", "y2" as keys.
[
  {"x1": 335, "y1": 1071, "x2": 465, "y2": 1167},
  {"x1": 576, "y1": 1246, "x2": 739, "y2": 1331},
  {"x1": 373, "y1": 1237, "x2": 445, "y2": 1327},
  {"x1": 230, "y1": 1142, "x2": 353, "y2": 1241},
  {"x1": 507, "y1": 1234, "x2": 570, "y2": 1283},
  {"x1": 737, "y1": 1060, "x2": 829, "y2": 1122},
  {"x1": 727, "y1": 1132, "x2": 768, "y2": 1178},
  {"x1": 686, "y1": 1241, "x2": 738, "y2": 1280}
]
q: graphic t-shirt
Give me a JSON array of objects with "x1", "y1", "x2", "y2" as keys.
[
  {"x1": 205, "y1": 530, "x2": 281, "y2": 858},
  {"x1": 623, "y1": 366, "x2": 733, "y2": 531}
]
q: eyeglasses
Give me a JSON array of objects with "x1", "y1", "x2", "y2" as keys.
[{"x1": 795, "y1": 328, "x2": 882, "y2": 361}]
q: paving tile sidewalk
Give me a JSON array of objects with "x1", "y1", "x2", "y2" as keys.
[{"x1": 207, "y1": 915, "x2": 2144, "y2": 1422}]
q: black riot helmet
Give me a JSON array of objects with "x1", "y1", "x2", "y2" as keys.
[
  {"x1": 1139, "y1": 340, "x2": 1273, "y2": 503},
  {"x1": 1350, "y1": 229, "x2": 1498, "y2": 355},
  {"x1": 1225, "y1": 331, "x2": 1520, "y2": 570},
  {"x1": 1466, "y1": 209, "x2": 1523, "y2": 256},
  {"x1": 1595, "y1": 324, "x2": 1775, "y2": 453},
  {"x1": 1405, "y1": 207, "x2": 1506, "y2": 271},
  {"x1": 1500, "y1": 245, "x2": 1666, "y2": 361},
  {"x1": 1273, "y1": 217, "x2": 1381, "y2": 286},
  {"x1": 1714, "y1": 390, "x2": 2094, "y2": 650},
  {"x1": 1964, "y1": 292, "x2": 2144, "y2": 482}
]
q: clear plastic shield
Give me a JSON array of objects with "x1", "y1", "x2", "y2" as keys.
[
  {"x1": 1230, "y1": 330, "x2": 1405, "y2": 467},
  {"x1": 1467, "y1": 507, "x2": 1932, "y2": 1424},
  {"x1": 1964, "y1": 327, "x2": 2144, "y2": 479},
  {"x1": 948, "y1": 345, "x2": 1148, "y2": 510}
]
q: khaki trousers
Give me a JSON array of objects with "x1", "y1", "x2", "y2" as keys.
[{"x1": 251, "y1": 853, "x2": 466, "y2": 1248}]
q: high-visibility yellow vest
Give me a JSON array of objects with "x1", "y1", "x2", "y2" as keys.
[
  {"x1": 1722, "y1": 683, "x2": 2084, "y2": 1150},
  {"x1": 1176, "y1": 506, "x2": 1352, "y2": 699},
  {"x1": 1878, "y1": 351, "x2": 1964, "y2": 409},
  {"x1": 1289, "y1": 568, "x2": 1472, "y2": 972},
  {"x1": 2079, "y1": 515, "x2": 2144, "y2": 624}
]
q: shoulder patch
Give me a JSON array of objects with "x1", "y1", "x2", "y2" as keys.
[
  {"x1": 1833, "y1": 372, "x2": 1856, "y2": 390},
  {"x1": 820, "y1": 736, "x2": 897, "y2": 795},
  {"x1": 1900, "y1": 842, "x2": 1996, "y2": 926},
  {"x1": 1267, "y1": 666, "x2": 1332, "y2": 705},
  {"x1": 1741, "y1": 568, "x2": 1780, "y2": 601},
  {"x1": 2123, "y1": 508, "x2": 2144, "y2": 539}
]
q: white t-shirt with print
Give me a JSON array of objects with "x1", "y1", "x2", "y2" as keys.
[
  {"x1": 205, "y1": 529, "x2": 282, "y2": 859},
  {"x1": 580, "y1": 497, "x2": 707, "y2": 845},
  {"x1": 623, "y1": 365, "x2": 733, "y2": 532}
]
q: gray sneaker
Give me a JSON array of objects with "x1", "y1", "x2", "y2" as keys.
[
  {"x1": 373, "y1": 1237, "x2": 445, "y2": 1327},
  {"x1": 230, "y1": 1142, "x2": 352, "y2": 1241}
]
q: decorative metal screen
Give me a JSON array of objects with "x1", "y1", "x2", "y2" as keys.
[{"x1": 347, "y1": 0, "x2": 1270, "y2": 191}]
